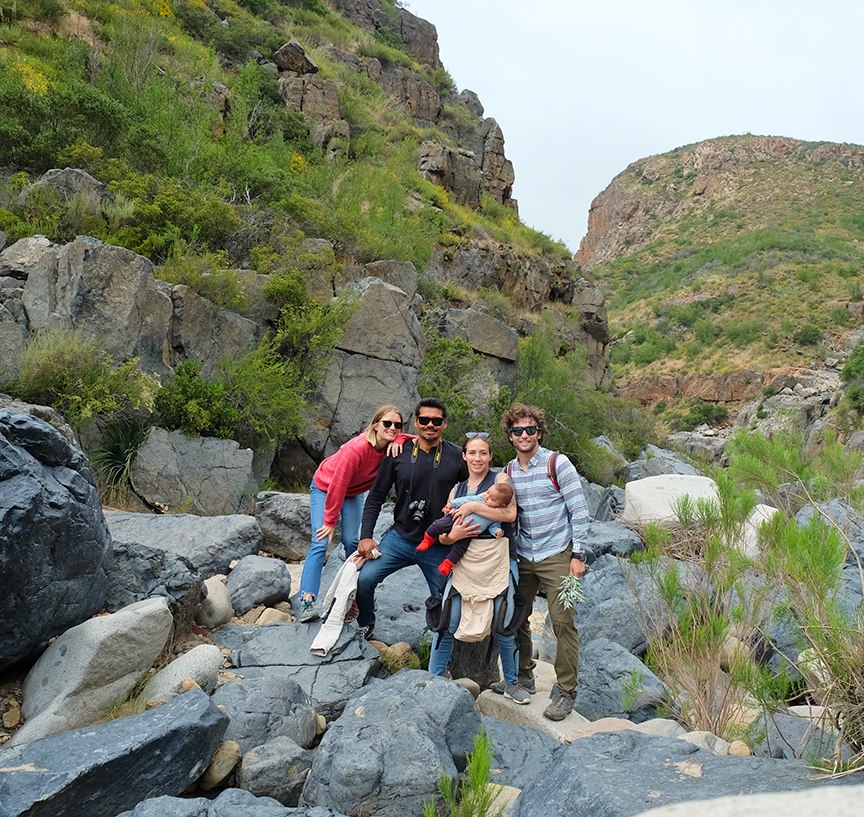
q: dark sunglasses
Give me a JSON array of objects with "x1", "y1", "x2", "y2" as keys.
[
  {"x1": 508, "y1": 426, "x2": 538, "y2": 437},
  {"x1": 417, "y1": 415, "x2": 445, "y2": 427},
  {"x1": 465, "y1": 432, "x2": 489, "y2": 439},
  {"x1": 380, "y1": 420, "x2": 403, "y2": 429}
]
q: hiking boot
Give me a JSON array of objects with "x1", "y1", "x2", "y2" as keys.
[
  {"x1": 491, "y1": 674, "x2": 536, "y2": 695},
  {"x1": 357, "y1": 624, "x2": 375, "y2": 641},
  {"x1": 299, "y1": 599, "x2": 319, "y2": 623},
  {"x1": 543, "y1": 687, "x2": 575, "y2": 721},
  {"x1": 503, "y1": 683, "x2": 531, "y2": 705}
]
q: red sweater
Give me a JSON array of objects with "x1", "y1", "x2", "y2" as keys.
[{"x1": 314, "y1": 432, "x2": 412, "y2": 527}]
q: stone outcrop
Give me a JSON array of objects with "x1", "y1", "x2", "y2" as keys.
[
  {"x1": 273, "y1": 39, "x2": 318, "y2": 74},
  {"x1": 575, "y1": 135, "x2": 864, "y2": 269},
  {"x1": 168, "y1": 285, "x2": 262, "y2": 380},
  {"x1": 19, "y1": 167, "x2": 114, "y2": 207},
  {"x1": 22, "y1": 236, "x2": 174, "y2": 377},
  {"x1": 0, "y1": 410, "x2": 111, "y2": 671},
  {"x1": 417, "y1": 140, "x2": 482, "y2": 208},
  {"x1": 255, "y1": 491, "x2": 314, "y2": 561},
  {"x1": 379, "y1": 67, "x2": 442, "y2": 127},
  {"x1": 129, "y1": 426, "x2": 258, "y2": 515}
]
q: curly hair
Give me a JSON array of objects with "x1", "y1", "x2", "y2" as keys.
[{"x1": 500, "y1": 402, "x2": 546, "y2": 442}]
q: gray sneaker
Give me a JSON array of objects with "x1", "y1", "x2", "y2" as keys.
[
  {"x1": 299, "y1": 599, "x2": 319, "y2": 623},
  {"x1": 503, "y1": 683, "x2": 531, "y2": 705},
  {"x1": 357, "y1": 624, "x2": 375, "y2": 641},
  {"x1": 543, "y1": 687, "x2": 575, "y2": 721},
  {"x1": 491, "y1": 674, "x2": 536, "y2": 695}
]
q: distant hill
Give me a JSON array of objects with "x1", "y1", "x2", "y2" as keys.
[{"x1": 577, "y1": 134, "x2": 864, "y2": 408}]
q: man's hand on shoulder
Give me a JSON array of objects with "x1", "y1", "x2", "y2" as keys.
[{"x1": 358, "y1": 538, "x2": 379, "y2": 559}]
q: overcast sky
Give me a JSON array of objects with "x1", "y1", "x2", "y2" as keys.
[{"x1": 406, "y1": 0, "x2": 863, "y2": 254}]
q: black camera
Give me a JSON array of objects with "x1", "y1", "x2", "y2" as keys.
[{"x1": 408, "y1": 499, "x2": 427, "y2": 524}]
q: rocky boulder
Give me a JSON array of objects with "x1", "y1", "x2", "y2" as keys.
[
  {"x1": 0, "y1": 688, "x2": 228, "y2": 817},
  {"x1": 20, "y1": 167, "x2": 114, "y2": 207},
  {"x1": 116, "y1": 789, "x2": 351, "y2": 816},
  {"x1": 255, "y1": 491, "x2": 314, "y2": 561},
  {"x1": 11, "y1": 597, "x2": 174, "y2": 746},
  {"x1": 226, "y1": 555, "x2": 293, "y2": 615},
  {"x1": 103, "y1": 511, "x2": 262, "y2": 611},
  {"x1": 300, "y1": 670, "x2": 481, "y2": 816},
  {"x1": 273, "y1": 39, "x2": 318, "y2": 74},
  {"x1": 0, "y1": 410, "x2": 111, "y2": 670},
  {"x1": 129, "y1": 427, "x2": 258, "y2": 516}
]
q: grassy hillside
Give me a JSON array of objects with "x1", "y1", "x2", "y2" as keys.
[
  {"x1": 586, "y1": 135, "x2": 864, "y2": 384},
  {"x1": 0, "y1": 0, "x2": 566, "y2": 269}
]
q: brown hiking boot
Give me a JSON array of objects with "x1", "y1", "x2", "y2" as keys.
[{"x1": 543, "y1": 687, "x2": 575, "y2": 721}]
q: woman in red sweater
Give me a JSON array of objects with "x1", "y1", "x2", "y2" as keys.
[{"x1": 299, "y1": 405, "x2": 410, "y2": 622}]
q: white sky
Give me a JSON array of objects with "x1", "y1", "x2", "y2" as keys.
[{"x1": 406, "y1": 0, "x2": 864, "y2": 254}]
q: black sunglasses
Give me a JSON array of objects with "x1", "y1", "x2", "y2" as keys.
[
  {"x1": 465, "y1": 432, "x2": 489, "y2": 439},
  {"x1": 380, "y1": 420, "x2": 403, "y2": 429},
  {"x1": 508, "y1": 426, "x2": 538, "y2": 437},
  {"x1": 417, "y1": 415, "x2": 445, "y2": 427}
]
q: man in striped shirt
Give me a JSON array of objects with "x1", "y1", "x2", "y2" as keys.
[{"x1": 501, "y1": 402, "x2": 588, "y2": 721}]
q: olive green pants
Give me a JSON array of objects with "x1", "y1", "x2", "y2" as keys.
[{"x1": 516, "y1": 548, "x2": 580, "y2": 695}]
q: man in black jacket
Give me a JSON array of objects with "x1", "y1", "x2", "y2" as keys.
[{"x1": 355, "y1": 397, "x2": 474, "y2": 640}]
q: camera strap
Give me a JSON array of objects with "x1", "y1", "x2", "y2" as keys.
[{"x1": 408, "y1": 438, "x2": 443, "y2": 520}]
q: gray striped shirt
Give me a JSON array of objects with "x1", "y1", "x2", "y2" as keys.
[{"x1": 507, "y1": 446, "x2": 589, "y2": 562}]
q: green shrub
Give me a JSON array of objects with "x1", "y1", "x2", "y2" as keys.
[
  {"x1": 90, "y1": 418, "x2": 152, "y2": 504},
  {"x1": 157, "y1": 250, "x2": 251, "y2": 311},
  {"x1": 155, "y1": 360, "x2": 241, "y2": 439},
  {"x1": 793, "y1": 324, "x2": 822, "y2": 345},
  {"x1": 3, "y1": 328, "x2": 158, "y2": 427}
]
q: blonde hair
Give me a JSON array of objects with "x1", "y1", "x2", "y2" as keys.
[{"x1": 364, "y1": 405, "x2": 404, "y2": 445}]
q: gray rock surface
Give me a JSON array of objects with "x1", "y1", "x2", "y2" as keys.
[
  {"x1": 479, "y1": 715, "x2": 564, "y2": 788},
  {"x1": 273, "y1": 39, "x2": 319, "y2": 74},
  {"x1": 12, "y1": 597, "x2": 173, "y2": 746},
  {"x1": 0, "y1": 689, "x2": 228, "y2": 817},
  {"x1": 141, "y1": 644, "x2": 224, "y2": 703},
  {"x1": 0, "y1": 235, "x2": 53, "y2": 279},
  {"x1": 211, "y1": 675, "x2": 318, "y2": 752},
  {"x1": 197, "y1": 576, "x2": 233, "y2": 629},
  {"x1": 130, "y1": 427, "x2": 258, "y2": 516},
  {"x1": 0, "y1": 303, "x2": 27, "y2": 378},
  {"x1": 256, "y1": 491, "x2": 315, "y2": 560},
  {"x1": 584, "y1": 520, "x2": 644, "y2": 562},
  {"x1": 22, "y1": 236, "x2": 173, "y2": 377},
  {"x1": 509, "y1": 730, "x2": 860, "y2": 817},
  {"x1": 594, "y1": 484, "x2": 626, "y2": 522},
  {"x1": 300, "y1": 670, "x2": 481, "y2": 816},
  {"x1": 116, "y1": 788, "x2": 350, "y2": 816},
  {"x1": 168, "y1": 285, "x2": 262, "y2": 380},
  {"x1": 212, "y1": 621, "x2": 380, "y2": 721},
  {"x1": 227, "y1": 555, "x2": 293, "y2": 615},
  {"x1": 236, "y1": 736, "x2": 315, "y2": 807},
  {"x1": 0, "y1": 410, "x2": 111, "y2": 670},
  {"x1": 104, "y1": 511, "x2": 261, "y2": 611},
  {"x1": 21, "y1": 167, "x2": 114, "y2": 206},
  {"x1": 575, "y1": 638, "x2": 666, "y2": 723},
  {"x1": 623, "y1": 445, "x2": 699, "y2": 482}
]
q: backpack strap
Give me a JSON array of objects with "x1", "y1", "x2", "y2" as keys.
[{"x1": 547, "y1": 452, "x2": 561, "y2": 493}]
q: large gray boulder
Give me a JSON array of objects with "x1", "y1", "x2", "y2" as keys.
[
  {"x1": 212, "y1": 621, "x2": 380, "y2": 722},
  {"x1": 623, "y1": 445, "x2": 700, "y2": 482},
  {"x1": 0, "y1": 234, "x2": 53, "y2": 279},
  {"x1": 22, "y1": 236, "x2": 174, "y2": 378},
  {"x1": 300, "y1": 670, "x2": 481, "y2": 817},
  {"x1": 338, "y1": 277, "x2": 426, "y2": 367},
  {"x1": 141, "y1": 644, "x2": 224, "y2": 704},
  {"x1": 584, "y1": 520, "x2": 644, "y2": 562},
  {"x1": 435, "y1": 306, "x2": 518, "y2": 362},
  {"x1": 130, "y1": 427, "x2": 258, "y2": 516},
  {"x1": 255, "y1": 491, "x2": 314, "y2": 560},
  {"x1": 226, "y1": 555, "x2": 293, "y2": 615},
  {"x1": 0, "y1": 688, "x2": 228, "y2": 817},
  {"x1": 510, "y1": 730, "x2": 860, "y2": 817},
  {"x1": 104, "y1": 511, "x2": 262, "y2": 611},
  {"x1": 211, "y1": 675, "x2": 318, "y2": 752},
  {"x1": 0, "y1": 410, "x2": 111, "y2": 670},
  {"x1": 20, "y1": 167, "x2": 114, "y2": 206},
  {"x1": 574, "y1": 638, "x2": 667, "y2": 723},
  {"x1": 236, "y1": 736, "x2": 315, "y2": 806},
  {"x1": 11, "y1": 597, "x2": 173, "y2": 746}
]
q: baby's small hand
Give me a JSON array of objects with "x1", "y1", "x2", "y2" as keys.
[
  {"x1": 442, "y1": 503, "x2": 453, "y2": 515},
  {"x1": 495, "y1": 528, "x2": 503, "y2": 538}
]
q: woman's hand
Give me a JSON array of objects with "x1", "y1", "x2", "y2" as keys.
[
  {"x1": 386, "y1": 440, "x2": 403, "y2": 457},
  {"x1": 446, "y1": 515, "x2": 481, "y2": 542},
  {"x1": 315, "y1": 524, "x2": 335, "y2": 545}
]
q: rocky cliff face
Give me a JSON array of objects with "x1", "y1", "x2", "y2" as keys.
[{"x1": 575, "y1": 135, "x2": 864, "y2": 269}]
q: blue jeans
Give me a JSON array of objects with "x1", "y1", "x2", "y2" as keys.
[
  {"x1": 428, "y1": 561, "x2": 519, "y2": 684},
  {"x1": 299, "y1": 481, "x2": 365, "y2": 598},
  {"x1": 355, "y1": 528, "x2": 448, "y2": 629}
]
